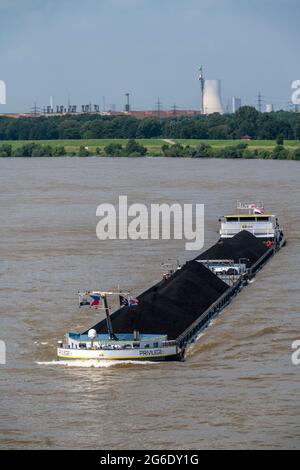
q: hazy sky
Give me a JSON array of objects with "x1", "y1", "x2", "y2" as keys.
[{"x1": 0, "y1": 0, "x2": 299, "y2": 113}]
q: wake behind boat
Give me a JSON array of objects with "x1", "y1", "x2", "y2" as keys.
[{"x1": 57, "y1": 201, "x2": 285, "y2": 362}]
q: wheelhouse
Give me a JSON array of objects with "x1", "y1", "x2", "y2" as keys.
[
  {"x1": 219, "y1": 202, "x2": 280, "y2": 239},
  {"x1": 220, "y1": 214, "x2": 278, "y2": 239}
]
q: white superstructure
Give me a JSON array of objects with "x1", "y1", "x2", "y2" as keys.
[{"x1": 219, "y1": 201, "x2": 282, "y2": 240}]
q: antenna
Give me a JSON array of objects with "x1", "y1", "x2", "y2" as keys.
[{"x1": 198, "y1": 66, "x2": 205, "y2": 114}]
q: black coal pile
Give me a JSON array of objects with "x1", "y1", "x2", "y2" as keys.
[
  {"x1": 195, "y1": 230, "x2": 269, "y2": 267},
  {"x1": 91, "y1": 261, "x2": 229, "y2": 339}
]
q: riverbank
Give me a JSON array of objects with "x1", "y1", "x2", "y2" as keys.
[{"x1": 0, "y1": 138, "x2": 299, "y2": 159}]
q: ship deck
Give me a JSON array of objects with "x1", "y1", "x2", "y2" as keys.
[{"x1": 69, "y1": 332, "x2": 167, "y2": 342}]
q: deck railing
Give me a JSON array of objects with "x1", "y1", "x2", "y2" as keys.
[
  {"x1": 176, "y1": 277, "x2": 243, "y2": 348},
  {"x1": 177, "y1": 244, "x2": 277, "y2": 351}
]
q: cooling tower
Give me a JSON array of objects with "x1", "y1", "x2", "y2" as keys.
[{"x1": 203, "y1": 79, "x2": 224, "y2": 114}]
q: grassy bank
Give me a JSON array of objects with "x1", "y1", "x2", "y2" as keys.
[
  {"x1": 0, "y1": 138, "x2": 299, "y2": 159},
  {"x1": 176, "y1": 139, "x2": 299, "y2": 149},
  {"x1": 0, "y1": 139, "x2": 165, "y2": 156},
  {"x1": 0, "y1": 138, "x2": 299, "y2": 152}
]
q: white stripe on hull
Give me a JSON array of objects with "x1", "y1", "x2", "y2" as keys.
[{"x1": 57, "y1": 346, "x2": 178, "y2": 361}]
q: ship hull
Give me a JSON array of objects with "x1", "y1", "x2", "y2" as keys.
[{"x1": 57, "y1": 345, "x2": 180, "y2": 362}]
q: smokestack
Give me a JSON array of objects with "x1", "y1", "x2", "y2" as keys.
[{"x1": 125, "y1": 93, "x2": 130, "y2": 112}]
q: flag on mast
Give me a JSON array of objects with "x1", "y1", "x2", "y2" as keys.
[
  {"x1": 119, "y1": 295, "x2": 139, "y2": 307},
  {"x1": 119, "y1": 295, "x2": 128, "y2": 307},
  {"x1": 88, "y1": 294, "x2": 102, "y2": 308},
  {"x1": 251, "y1": 205, "x2": 265, "y2": 215},
  {"x1": 128, "y1": 296, "x2": 139, "y2": 307}
]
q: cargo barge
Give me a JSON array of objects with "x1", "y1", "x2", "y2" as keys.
[{"x1": 57, "y1": 202, "x2": 285, "y2": 362}]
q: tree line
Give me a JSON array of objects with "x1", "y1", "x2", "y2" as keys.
[
  {"x1": 161, "y1": 142, "x2": 300, "y2": 160},
  {"x1": 0, "y1": 106, "x2": 300, "y2": 141},
  {"x1": 1, "y1": 140, "x2": 299, "y2": 160},
  {"x1": 0, "y1": 139, "x2": 148, "y2": 158}
]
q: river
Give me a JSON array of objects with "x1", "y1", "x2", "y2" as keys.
[{"x1": 0, "y1": 157, "x2": 299, "y2": 449}]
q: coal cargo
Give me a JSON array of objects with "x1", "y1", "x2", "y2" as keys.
[
  {"x1": 92, "y1": 261, "x2": 229, "y2": 339},
  {"x1": 195, "y1": 230, "x2": 269, "y2": 267}
]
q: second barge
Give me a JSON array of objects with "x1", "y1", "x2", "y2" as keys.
[{"x1": 57, "y1": 202, "x2": 285, "y2": 362}]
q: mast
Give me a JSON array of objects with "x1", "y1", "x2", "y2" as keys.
[{"x1": 102, "y1": 294, "x2": 118, "y2": 340}]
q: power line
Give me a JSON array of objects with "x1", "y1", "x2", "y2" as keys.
[
  {"x1": 256, "y1": 91, "x2": 264, "y2": 112},
  {"x1": 156, "y1": 97, "x2": 162, "y2": 116},
  {"x1": 30, "y1": 102, "x2": 40, "y2": 115}
]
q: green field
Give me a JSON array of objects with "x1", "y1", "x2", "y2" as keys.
[
  {"x1": 176, "y1": 139, "x2": 299, "y2": 149},
  {"x1": 0, "y1": 138, "x2": 299, "y2": 156}
]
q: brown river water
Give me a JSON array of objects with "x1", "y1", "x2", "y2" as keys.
[{"x1": 0, "y1": 157, "x2": 299, "y2": 450}]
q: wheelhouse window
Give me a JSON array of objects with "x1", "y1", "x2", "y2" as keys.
[
  {"x1": 255, "y1": 216, "x2": 270, "y2": 222},
  {"x1": 225, "y1": 216, "x2": 270, "y2": 222},
  {"x1": 239, "y1": 216, "x2": 256, "y2": 221}
]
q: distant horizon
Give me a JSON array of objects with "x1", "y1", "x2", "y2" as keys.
[
  {"x1": 0, "y1": 74, "x2": 298, "y2": 114},
  {"x1": 0, "y1": 0, "x2": 299, "y2": 113},
  {"x1": 0, "y1": 100, "x2": 297, "y2": 115}
]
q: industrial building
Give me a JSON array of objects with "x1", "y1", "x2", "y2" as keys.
[{"x1": 232, "y1": 96, "x2": 242, "y2": 113}]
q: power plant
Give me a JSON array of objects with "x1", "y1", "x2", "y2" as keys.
[
  {"x1": 203, "y1": 80, "x2": 224, "y2": 115},
  {"x1": 4, "y1": 65, "x2": 295, "y2": 118},
  {"x1": 199, "y1": 67, "x2": 224, "y2": 114},
  {"x1": 36, "y1": 67, "x2": 225, "y2": 118}
]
